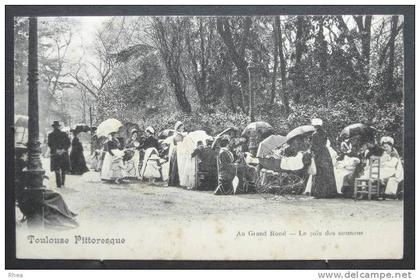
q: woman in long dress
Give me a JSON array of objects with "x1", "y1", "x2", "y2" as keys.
[
  {"x1": 310, "y1": 118, "x2": 337, "y2": 198},
  {"x1": 70, "y1": 130, "x2": 89, "y2": 175},
  {"x1": 379, "y1": 136, "x2": 403, "y2": 196},
  {"x1": 168, "y1": 121, "x2": 186, "y2": 186},
  {"x1": 140, "y1": 148, "x2": 162, "y2": 182},
  {"x1": 100, "y1": 132, "x2": 125, "y2": 182},
  {"x1": 125, "y1": 129, "x2": 141, "y2": 178}
]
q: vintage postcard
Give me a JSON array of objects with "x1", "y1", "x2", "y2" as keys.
[{"x1": 7, "y1": 6, "x2": 414, "y2": 265}]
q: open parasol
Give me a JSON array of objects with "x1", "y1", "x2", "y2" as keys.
[
  {"x1": 185, "y1": 130, "x2": 213, "y2": 144},
  {"x1": 241, "y1": 121, "x2": 273, "y2": 137},
  {"x1": 96, "y1": 118, "x2": 123, "y2": 138},
  {"x1": 339, "y1": 123, "x2": 375, "y2": 140},
  {"x1": 162, "y1": 135, "x2": 174, "y2": 145},
  {"x1": 286, "y1": 125, "x2": 315, "y2": 142},
  {"x1": 211, "y1": 127, "x2": 239, "y2": 149},
  {"x1": 256, "y1": 135, "x2": 287, "y2": 158},
  {"x1": 158, "y1": 129, "x2": 174, "y2": 139}
]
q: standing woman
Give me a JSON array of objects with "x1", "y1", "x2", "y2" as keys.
[
  {"x1": 100, "y1": 132, "x2": 122, "y2": 182},
  {"x1": 70, "y1": 129, "x2": 89, "y2": 175},
  {"x1": 310, "y1": 118, "x2": 337, "y2": 198},
  {"x1": 168, "y1": 121, "x2": 186, "y2": 186},
  {"x1": 125, "y1": 128, "x2": 141, "y2": 178}
]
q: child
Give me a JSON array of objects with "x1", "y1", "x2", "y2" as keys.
[{"x1": 142, "y1": 153, "x2": 162, "y2": 183}]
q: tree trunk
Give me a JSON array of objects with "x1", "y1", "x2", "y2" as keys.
[
  {"x1": 152, "y1": 17, "x2": 192, "y2": 113},
  {"x1": 293, "y1": 16, "x2": 304, "y2": 103},
  {"x1": 277, "y1": 16, "x2": 289, "y2": 114},
  {"x1": 270, "y1": 17, "x2": 279, "y2": 104},
  {"x1": 385, "y1": 16, "x2": 399, "y2": 101},
  {"x1": 315, "y1": 17, "x2": 328, "y2": 96},
  {"x1": 362, "y1": 16, "x2": 372, "y2": 74},
  {"x1": 216, "y1": 17, "x2": 251, "y2": 113}
]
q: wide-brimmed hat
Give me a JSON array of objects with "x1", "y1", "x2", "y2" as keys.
[{"x1": 51, "y1": 121, "x2": 61, "y2": 127}]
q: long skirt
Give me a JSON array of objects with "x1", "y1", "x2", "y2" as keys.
[
  {"x1": 70, "y1": 151, "x2": 89, "y2": 175},
  {"x1": 168, "y1": 151, "x2": 179, "y2": 186},
  {"x1": 311, "y1": 147, "x2": 338, "y2": 198},
  {"x1": 143, "y1": 160, "x2": 162, "y2": 179},
  {"x1": 100, "y1": 153, "x2": 124, "y2": 181},
  {"x1": 133, "y1": 150, "x2": 140, "y2": 178},
  {"x1": 124, "y1": 150, "x2": 140, "y2": 179}
]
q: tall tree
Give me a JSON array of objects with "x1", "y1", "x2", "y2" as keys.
[
  {"x1": 216, "y1": 17, "x2": 253, "y2": 113},
  {"x1": 150, "y1": 17, "x2": 191, "y2": 113},
  {"x1": 354, "y1": 15, "x2": 372, "y2": 76},
  {"x1": 185, "y1": 17, "x2": 214, "y2": 107},
  {"x1": 384, "y1": 16, "x2": 399, "y2": 101},
  {"x1": 336, "y1": 16, "x2": 372, "y2": 86},
  {"x1": 277, "y1": 16, "x2": 288, "y2": 114},
  {"x1": 270, "y1": 17, "x2": 279, "y2": 105},
  {"x1": 292, "y1": 16, "x2": 305, "y2": 103}
]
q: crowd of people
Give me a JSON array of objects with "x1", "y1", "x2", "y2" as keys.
[{"x1": 15, "y1": 117, "x2": 405, "y2": 201}]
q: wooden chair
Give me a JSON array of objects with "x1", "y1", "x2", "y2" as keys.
[{"x1": 354, "y1": 156, "x2": 381, "y2": 200}]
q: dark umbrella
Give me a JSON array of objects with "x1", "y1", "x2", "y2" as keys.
[
  {"x1": 241, "y1": 121, "x2": 273, "y2": 138},
  {"x1": 73, "y1": 123, "x2": 91, "y2": 133},
  {"x1": 158, "y1": 129, "x2": 174, "y2": 139},
  {"x1": 339, "y1": 123, "x2": 376, "y2": 141}
]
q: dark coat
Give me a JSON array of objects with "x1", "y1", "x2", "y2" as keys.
[
  {"x1": 70, "y1": 137, "x2": 89, "y2": 175},
  {"x1": 214, "y1": 148, "x2": 235, "y2": 195},
  {"x1": 310, "y1": 128, "x2": 337, "y2": 198},
  {"x1": 139, "y1": 136, "x2": 159, "y2": 151},
  {"x1": 104, "y1": 139, "x2": 120, "y2": 156},
  {"x1": 48, "y1": 130, "x2": 71, "y2": 172}
]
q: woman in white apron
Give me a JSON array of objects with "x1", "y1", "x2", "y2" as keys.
[{"x1": 125, "y1": 128, "x2": 141, "y2": 179}]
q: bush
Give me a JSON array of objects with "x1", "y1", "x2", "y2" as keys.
[{"x1": 97, "y1": 94, "x2": 403, "y2": 154}]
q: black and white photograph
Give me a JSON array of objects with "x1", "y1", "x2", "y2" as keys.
[{"x1": 5, "y1": 5, "x2": 414, "y2": 268}]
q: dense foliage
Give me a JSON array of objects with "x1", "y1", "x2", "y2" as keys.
[{"x1": 14, "y1": 15, "x2": 405, "y2": 151}]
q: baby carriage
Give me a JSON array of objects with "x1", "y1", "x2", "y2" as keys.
[
  {"x1": 256, "y1": 157, "x2": 310, "y2": 195},
  {"x1": 254, "y1": 134, "x2": 311, "y2": 195}
]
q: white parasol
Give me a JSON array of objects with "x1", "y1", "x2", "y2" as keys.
[{"x1": 96, "y1": 118, "x2": 123, "y2": 138}]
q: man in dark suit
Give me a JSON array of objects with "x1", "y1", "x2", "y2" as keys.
[{"x1": 48, "y1": 121, "x2": 71, "y2": 188}]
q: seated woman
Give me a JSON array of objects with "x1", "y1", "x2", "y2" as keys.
[
  {"x1": 15, "y1": 145, "x2": 78, "y2": 228},
  {"x1": 341, "y1": 140, "x2": 384, "y2": 198},
  {"x1": 379, "y1": 136, "x2": 403, "y2": 197},
  {"x1": 334, "y1": 156, "x2": 361, "y2": 194},
  {"x1": 191, "y1": 140, "x2": 218, "y2": 190}
]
